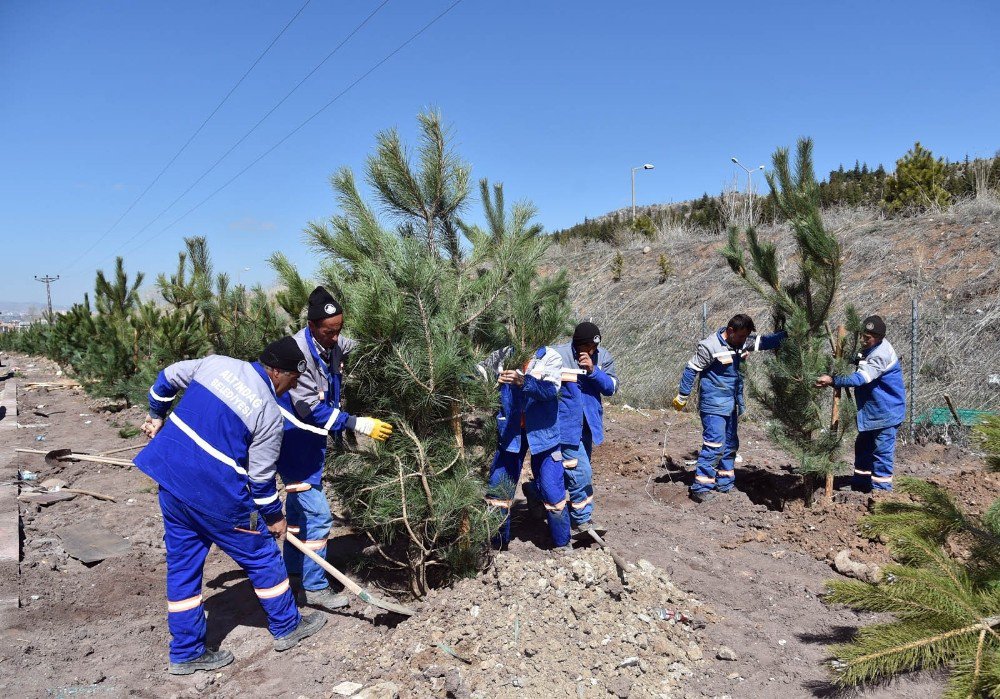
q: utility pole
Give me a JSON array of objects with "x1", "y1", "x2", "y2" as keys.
[
  {"x1": 34, "y1": 274, "x2": 59, "y2": 321},
  {"x1": 730, "y1": 158, "x2": 765, "y2": 226},
  {"x1": 631, "y1": 163, "x2": 655, "y2": 223}
]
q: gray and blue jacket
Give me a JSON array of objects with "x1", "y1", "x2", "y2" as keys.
[
  {"x1": 274, "y1": 327, "x2": 359, "y2": 487},
  {"x1": 833, "y1": 338, "x2": 906, "y2": 431},
  {"x1": 553, "y1": 341, "x2": 618, "y2": 447},
  {"x1": 136, "y1": 355, "x2": 283, "y2": 526},
  {"x1": 679, "y1": 328, "x2": 786, "y2": 416},
  {"x1": 477, "y1": 346, "x2": 563, "y2": 454}
]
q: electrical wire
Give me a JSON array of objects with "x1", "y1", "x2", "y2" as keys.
[
  {"x1": 110, "y1": 0, "x2": 464, "y2": 262},
  {"x1": 60, "y1": 0, "x2": 313, "y2": 274},
  {"x1": 101, "y1": 0, "x2": 393, "y2": 265}
]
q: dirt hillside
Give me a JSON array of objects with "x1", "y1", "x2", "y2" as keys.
[{"x1": 545, "y1": 199, "x2": 1000, "y2": 415}]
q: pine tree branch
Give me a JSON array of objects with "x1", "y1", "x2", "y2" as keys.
[
  {"x1": 415, "y1": 294, "x2": 436, "y2": 392},
  {"x1": 391, "y1": 344, "x2": 433, "y2": 393},
  {"x1": 395, "y1": 457, "x2": 429, "y2": 554},
  {"x1": 972, "y1": 628, "x2": 987, "y2": 695},
  {"x1": 843, "y1": 615, "x2": 1000, "y2": 669},
  {"x1": 363, "y1": 530, "x2": 408, "y2": 570}
]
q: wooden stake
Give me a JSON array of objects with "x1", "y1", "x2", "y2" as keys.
[
  {"x1": 827, "y1": 325, "x2": 846, "y2": 500},
  {"x1": 944, "y1": 394, "x2": 963, "y2": 427},
  {"x1": 450, "y1": 400, "x2": 464, "y2": 453}
]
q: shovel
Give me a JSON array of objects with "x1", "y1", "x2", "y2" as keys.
[
  {"x1": 585, "y1": 529, "x2": 630, "y2": 580},
  {"x1": 15, "y1": 448, "x2": 135, "y2": 468},
  {"x1": 285, "y1": 532, "x2": 415, "y2": 617}
]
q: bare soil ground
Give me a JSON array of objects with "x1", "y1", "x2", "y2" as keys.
[{"x1": 2, "y1": 352, "x2": 994, "y2": 698}]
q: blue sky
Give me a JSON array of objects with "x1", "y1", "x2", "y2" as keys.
[{"x1": 2, "y1": 0, "x2": 997, "y2": 305}]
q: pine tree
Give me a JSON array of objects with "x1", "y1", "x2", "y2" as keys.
[
  {"x1": 882, "y1": 142, "x2": 952, "y2": 215},
  {"x1": 721, "y1": 138, "x2": 858, "y2": 500},
  {"x1": 272, "y1": 111, "x2": 570, "y2": 596},
  {"x1": 826, "y1": 477, "x2": 1000, "y2": 696}
]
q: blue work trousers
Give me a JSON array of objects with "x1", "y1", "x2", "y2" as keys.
[
  {"x1": 691, "y1": 410, "x2": 739, "y2": 494},
  {"x1": 487, "y1": 440, "x2": 570, "y2": 548},
  {"x1": 159, "y1": 488, "x2": 299, "y2": 663},
  {"x1": 562, "y1": 424, "x2": 595, "y2": 526},
  {"x1": 282, "y1": 487, "x2": 334, "y2": 591},
  {"x1": 853, "y1": 424, "x2": 899, "y2": 492}
]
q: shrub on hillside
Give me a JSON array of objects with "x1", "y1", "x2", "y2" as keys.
[{"x1": 882, "y1": 142, "x2": 952, "y2": 215}]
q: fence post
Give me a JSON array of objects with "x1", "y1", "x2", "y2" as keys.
[{"x1": 909, "y1": 298, "x2": 917, "y2": 442}]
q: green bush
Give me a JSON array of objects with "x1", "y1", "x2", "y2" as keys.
[{"x1": 882, "y1": 142, "x2": 952, "y2": 215}]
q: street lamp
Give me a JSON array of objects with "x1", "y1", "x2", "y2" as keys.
[
  {"x1": 731, "y1": 157, "x2": 765, "y2": 225},
  {"x1": 631, "y1": 163, "x2": 655, "y2": 223},
  {"x1": 236, "y1": 266, "x2": 251, "y2": 286}
]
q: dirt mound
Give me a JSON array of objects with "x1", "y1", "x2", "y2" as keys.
[{"x1": 350, "y1": 549, "x2": 707, "y2": 698}]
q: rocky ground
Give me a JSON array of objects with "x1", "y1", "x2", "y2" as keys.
[{"x1": 2, "y1": 352, "x2": 995, "y2": 697}]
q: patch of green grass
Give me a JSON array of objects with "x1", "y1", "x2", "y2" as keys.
[{"x1": 118, "y1": 425, "x2": 140, "y2": 439}]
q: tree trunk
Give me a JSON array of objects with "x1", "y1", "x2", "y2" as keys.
[{"x1": 450, "y1": 400, "x2": 464, "y2": 454}]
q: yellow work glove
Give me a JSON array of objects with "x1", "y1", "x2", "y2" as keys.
[
  {"x1": 353, "y1": 417, "x2": 394, "y2": 441},
  {"x1": 672, "y1": 394, "x2": 688, "y2": 411}
]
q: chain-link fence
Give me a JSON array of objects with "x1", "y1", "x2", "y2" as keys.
[{"x1": 550, "y1": 199, "x2": 1000, "y2": 438}]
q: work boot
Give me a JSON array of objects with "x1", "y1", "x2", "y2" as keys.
[
  {"x1": 274, "y1": 612, "x2": 327, "y2": 652},
  {"x1": 552, "y1": 544, "x2": 574, "y2": 555},
  {"x1": 521, "y1": 481, "x2": 547, "y2": 521},
  {"x1": 571, "y1": 520, "x2": 608, "y2": 540},
  {"x1": 690, "y1": 490, "x2": 717, "y2": 504},
  {"x1": 168, "y1": 648, "x2": 234, "y2": 675},
  {"x1": 304, "y1": 587, "x2": 350, "y2": 612}
]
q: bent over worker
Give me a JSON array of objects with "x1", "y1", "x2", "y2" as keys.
[
  {"x1": 276, "y1": 286, "x2": 393, "y2": 612},
  {"x1": 552, "y1": 321, "x2": 618, "y2": 538},
  {"x1": 136, "y1": 337, "x2": 326, "y2": 675},
  {"x1": 477, "y1": 345, "x2": 571, "y2": 550},
  {"x1": 674, "y1": 314, "x2": 785, "y2": 503},
  {"x1": 815, "y1": 314, "x2": 906, "y2": 492}
]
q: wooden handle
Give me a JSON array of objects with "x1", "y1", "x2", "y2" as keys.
[
  {"x1": 944, "y1": 394, "x2": 963, "y2": 427},
  {"x1": 62, "y1": 488, "x2": 116, "y2": 502},
  {"x1": 285, "y1": 531, "x2": 362, "y2": 595}
]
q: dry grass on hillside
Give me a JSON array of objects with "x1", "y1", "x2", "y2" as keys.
[{"x1": 544, "y1": 197, "x2": 1000, "y2": 421}]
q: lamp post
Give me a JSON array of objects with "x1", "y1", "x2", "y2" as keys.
[
  {"x1": 730, "y1": 157, "x2": 765, "y2": 225},
  {"x1": 631, "y1": 163, "x2": 655, "y2": 222},
  {"x1": 236, "y1": 266, "x2": 250, "y2": 286}
]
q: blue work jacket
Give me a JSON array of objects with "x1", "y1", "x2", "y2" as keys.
[
  {"x1": 274, "y1": 327, "x2": 359, "y2": 487},
  {"x1": 553, "y1": 342, "x2": 618, "y2": 447},
  {"x1": 135, "y1": 355, "x2": 283, "y2": 526},
  {"x1": 678, "y1": 329, "x2": 786, "y2": 416},
  {"x1": 834, "y1": 338, "x2": 906, "y2": 431},
  {"x1": 477, "y1": 346, "x2": 563, "y2": 454}
]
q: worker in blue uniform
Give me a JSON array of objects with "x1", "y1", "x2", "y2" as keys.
[
  {"x1": 136, "y1": 337, "x2": 326, "y2": 675},
  {"x1": 477, "y1": 345, "x2": 571, "y2": 550},
  {"x1": 674, "y1": 314, "x2": 786, "y2": 503},
  {"x1": 276, "y1": 286, "x2": 393, "y2": 611},
  {"x1": 550, "y1": 322, "x2": 618, "y2": 539},
  {"x1": 815, "y1": 314, "x2": 906, "y2": 492}
]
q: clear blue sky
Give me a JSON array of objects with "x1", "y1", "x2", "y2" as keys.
[{"x1": 2, "y1": 0, "x2": 997, "y2": 306}]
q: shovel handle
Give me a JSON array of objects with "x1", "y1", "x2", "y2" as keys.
[
  {"x1": 587, "y1": 529, "x2": 629, "y2": 572},
  {"x1": 285, "y1": 531, "x2": 363, "y2": 596}
]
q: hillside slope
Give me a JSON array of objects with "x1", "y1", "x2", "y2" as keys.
[{"x1": 543, "y1": 199, "x2": 1000, "y2": 420}]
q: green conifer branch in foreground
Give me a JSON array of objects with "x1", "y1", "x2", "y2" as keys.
[{"x1": 826, "y1": 477, "x2": 1000, "y2": 696}]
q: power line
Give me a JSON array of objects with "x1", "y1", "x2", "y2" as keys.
[
  {"x1": 111, "y1": 0, "x2": 464, "y2": 261},
  {"x1": 59, "y1": 0, "x2": 313, "y2": 275},
  {"x1": 88, "y1": 0, "x2": 392, "y2": 270}
]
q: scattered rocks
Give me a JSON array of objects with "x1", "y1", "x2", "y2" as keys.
[
  {"x1": 717, "y1": 645, "x2": 738, "y2": 661},
  {"x1": 331, "y1": 680, "x2": 363, "y2": 696},
  {"x1": 832, "y1": 549, "x2": 883, "y2": 584},
  {"x1": 345, "y1": 549, "x2": 704, "y2": 697},
  {"x1": 354, "y1": 682, "x2": 400, "y2": 699}
]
